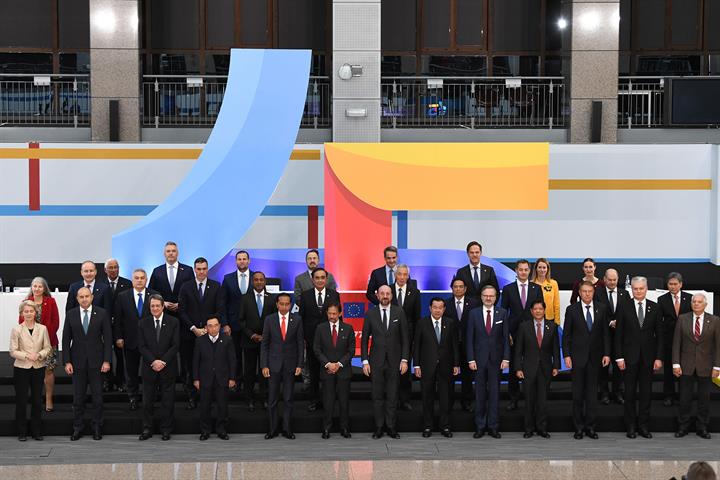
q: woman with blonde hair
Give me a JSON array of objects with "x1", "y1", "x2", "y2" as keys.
[
  {"x1": 531, "y1": 258, "x2": 561, "y2": 325},
  {"x1": 19, "y1": 277, "x2": 60, "y2": 412},
  {"x1": 11, "y1": 300, "x2": 52, "y2": 441}
]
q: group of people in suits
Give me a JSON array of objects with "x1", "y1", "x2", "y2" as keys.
[{"x1": 10, "y1": 240, "x2": 720, "y2": 443}]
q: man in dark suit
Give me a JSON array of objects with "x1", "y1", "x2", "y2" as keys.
[
  {"x1": 361, "y1": 285, "x2": 410, "y2": 439},
  {"x1": 193, "y1": 317, "x2": 236, "y2": 440},
  {"x1": 453, "y1": 241, "x2": 499, "y2": 300},
  {"x1": 261, "y1": 293, "x2": 304, "y2": 439},
  {"x1": 413, "y1": 298, "x2": 460, "y2": 438},
  {"x1": 672, "y1": 293, "x2": 720, "y2": 439},
  {"x1": 178, "y1": 257, "x2": 226, "y2": 409},
  {"x1": 298, "y1": 267, "x2": 341, "y2": 412},
  {"x1": 113, "y1": 268, "x2": 156, "y2": 410},
  {"x1": 500, "y1": 259, "x2": 543, "y2": 410},
  {"x1": 313, "y1": 301, "x2": 355, "y2": 439},
  {"x1": 445, "y1": 277, "x2": 480, "y2": 412},
  {"x1": 391, "y1": 264, "x2": 421, "y2": 411},
  {"x1": 515, "y1": 299, "x2": 560, "y2": 438},
  {"x1": 137, "y1": 294, "x2": 180, "y2": 441},
  {"x1": 66, "y1": 260, "x2": 111, "y2": 312},
  {"x1": 238, "y1": 271, "x2": 276, "y2": 411},
  {"x1": 62, "y1": 287, "x2": 113, "y2": 441},
  {"x1": 293, "y1": 249, "x2": 338, "y2": 303},
  {"x1": 221, "y1": 249, "x2": 252, "y2": 376},
  {"x1": 563, "y1": 281, "x2": 611, "y2": 439},
  {"x1": 657, "y1": 272, "x2": 692, "y2": 407},
  {"x1": 594, "y1": 268, "x2": 629, "y2": 405},
  {"x1": 615, "y1": 276, "x2": 664, "y2": 439},
  {"x1": 366, "y1": 245, "x2": 399, "y2": 305},
  {"x1": 103, "y1": 258, "x2": 132, "y2": 392},
  {"x1": 467, "y1": 285, "x2": 510, "y2": 438}
]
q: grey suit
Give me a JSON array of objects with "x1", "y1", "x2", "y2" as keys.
[
  {"x1": 672, "y1": 311, "x2": 720, "y2": 431},
  {"x1": 293, "y1": 270, "x2": 338, "y2": 303}
]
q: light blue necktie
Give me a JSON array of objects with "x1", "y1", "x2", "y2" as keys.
[
  {"x1": 585, "y1": 305, "x2": 593, "y2": 331},
  {"x1": 240, "y1": 273, "x2": 247, "y2": 294},
  {"x1": 82, "y1": 310, "x2": 89, "y2": 334},
  {"x1": 434, "y1": 320, "x2": 441, "y2": 342},
  {"x1": 388, "y1": 268, "x2": 394, "y2": 285},
  {"x1": 137, "y1": 292, "x2": 144, "y2": 316},
  {"x1": 256, "y1": 293, "x2": 263, "y2": 316}
]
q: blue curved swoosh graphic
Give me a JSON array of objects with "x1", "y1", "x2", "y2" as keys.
[{"x1": 112, "y1": 49, "x2": 311, "y2": 274}]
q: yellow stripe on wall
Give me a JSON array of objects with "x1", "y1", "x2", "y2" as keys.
[
  {"x1": 0, "y1": 148, "x2": 321, "y2": 161},
  {"x1": 549, "y1": 179, "x2": 712, "y2": 190}
]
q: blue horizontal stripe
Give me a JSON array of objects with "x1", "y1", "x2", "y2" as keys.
[{"x1": 0, "y1": 205, "x2": 158, "y2": 216}]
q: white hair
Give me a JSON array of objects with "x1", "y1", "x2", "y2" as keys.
[
  {"x1": 692, "y1": 293, "x2": 707, "y2": 303},
  {"x1": 631, "y1": 276, "x2": 647, "y2": 286},
  {"x1": 396, "y1": 264, "x2": 410, "y2": 274},
  {"x1": 104, "y1": 258, "x2": 118, "y2": 269}
]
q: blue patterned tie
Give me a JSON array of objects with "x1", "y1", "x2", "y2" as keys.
[
  {"x1": 256, "y1": 293, "x2": 263, "y2": 316},
  {"x1": 82, "y1": 310, "x2": 89, "y2": 333},
  {"x1": 585, "y1": 305, "x2": 593, "y2": 331},
  {"x1": 240, "y1": 273, "x2": 247, "y2": 294},
  {"x1": 388, "y1": 268, "x2": 394, "y2": 285},
  {"x1": 137, "y1": 292, "x2": 144, "y2": 316}
]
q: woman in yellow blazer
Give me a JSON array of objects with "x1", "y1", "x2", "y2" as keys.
[
  {"x1": 531, "y1": 258, "x2": 561, "y2": 325},
  {"x1": 10, "y1": 300, "x2": 52, "y2": 441}
]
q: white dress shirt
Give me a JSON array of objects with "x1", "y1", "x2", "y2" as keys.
[
  {"x1": 134, "y1": 289, "x2": 146, "y2": 310},
  {"x1": 581, "y1": 301, "x2": 594, "y2": 324},
  {"x1": 326, "y1": 321, "x2": 344, "y2": 368}
]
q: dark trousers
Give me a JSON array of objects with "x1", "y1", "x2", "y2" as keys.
[
  {"x1": 623, "y1": 361, "x2": 653, "y2": 431},
  {"x1": 599, "y1": 327, "x2": 624, "y2": 395},
  {"x1": 321, "y1": 374, "x2": 351, "y2": 431},
  {"x1": 199, "y1": 379, "x2": 229, "y2": 434},
  {"x1": 72, "y1": 367, "x2": 104, "y2": 431},
  {"x1": 661, "y1": 323, "x2": 677, "y2": 398},
  {"x1": 243, "y1": 346, "x2": 267, "y2": 401},
  {"x1": 142, "y1": 371, "x2": 175, "y2": 433},
  {"x1": 453, "y1": 341, "x2": 474, "y2": 407},
  {"x1": 571, "y1": 360, "x2": 600, "y2": 431},
  {"x1": 420, "y1": 368, "x2": 452, "y2": 430},
  {"x1": 14, "y1": 367, "x2": 44, "y2": 436},
  {"x1": 112, "y1": 344, "x2": 126, "y2": 387},
  {"x1": 523, "y1": 370, "x2": 550, "y2": 432},
  {"x1": 180, "y1": 337, "x2": 196, "y2": 400},
  {"x1": 268, "y1": 369, "x2": 295, "y2": 434},
  {"x1": 306, "y1": 341, "x2": 321, "y2": 403},
  {"x1": 370, "y1": 362, "x2": 399, "y2": 430},
  {"x1": 678, "y1": 373, "x2": 712, "y2": 431},
  {"x1": 231, "y1": 331, "x2": 244, "y2": 382},
  {"x1": 124, "y1": 347, "x2": 141, "y2": 401},
  {"x1": 474, "y1": 362, "x2": 501, "y2": 431},
  {"x1": 398, "y1": 325, "x2": 414, "y2": 404},
  {"x1": 508, "y1": 344, "x2": 520, "y2": 402}
]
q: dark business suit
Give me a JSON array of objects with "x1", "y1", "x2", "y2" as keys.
[
  {"x1": 62, "y1": 306, "x2": 113, "y2": 432},
  {"x1": 137, "y1": 314, "x2": 180, "y2": 434},
  {"x1": 106, "y1": 276, "x2": 132, "y2": 389},
  {"x1": 413, "y1": 315, "x2": 459, "y2": 430},
  {"x1": 445, "y1": 295, "x2": 480, "y2": 407},
  {"x1": 313, "y1": 321, "x2": 355, "y2": 432},
  {"x1": 594, "y1": 286, "x2": 629, "y2": 397},
  {"x1": 500, "y1": 281, "x2": 543, "y2": 402},
  {"x1": 467, "y1": 305, "x2": 510, "y2": 431},
  {"x1": 193, "y1": 332, "x2": 236, "y2": 435},
  {"x1": 454, "y1": 264, "x2": 499, "y2": 300},
  {"x1": 66, "y1": 280, "x2": 111, "y2": 312},
  {"x1": 615, "y1": 297, "x2": 663, "y2": 433},
  {"x1": 260, "y1": 312, "x2": 304, "y2": 435},
  {"x1": 361, "y1": 304, "x2": 410, "y2": 430},
  {"x1": 657, "y1": 291, "x2": 692, "y2": 399},
  {"x1": 562, "y1": 302, "x2": 611, "y2": 432},
  {"x1": 366, "y1": 266, "x2": 418, "y2": 305},
  {"x1": 178, "y1": 279, "x2": 225, "y2": 400},
  {"x1": 514, "y1": 319, "x2": 560, "y2": 433},
  {"x1": 238, "y1": 289, "x2": 277, "y2": 401},
  {"x1": 672, "y1": 311, "x2": 720, "y2": 432},
  {"x1": 392, "y1": 282, "x2": 421, "y2": 405},
  {"x1": 221, "y1": 269, "x2": 253, "y2": 378},
  {"x1": 113, "y1": 288, "x2": 156, "y2": 401},
  {"x1": 298, "y1": 288, "x2": 341, "y2": 405},
  {"x1": 148, "y1": 263, "x2": 195, "y2": 304},
  {"x1": 294, "y1": 270, "x2": 338, "y2": 305}
]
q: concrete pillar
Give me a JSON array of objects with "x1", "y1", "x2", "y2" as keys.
[
  {"x1": 332, "y1": 0, "x2": 381, "y2": 142},
  {"x1": 89, "y1": 0, "x2": 140, "y2": 141},
  {"x1": 568, "y1": 0, "x2": 619, "y2": 143}
]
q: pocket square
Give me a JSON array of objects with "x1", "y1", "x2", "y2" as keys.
[
  {"x1": 494, "y1": 320, "x2": 503, "y2": 324},
  {"x1": 392, "y1": 319, "x2": 399, "y2": 323}
]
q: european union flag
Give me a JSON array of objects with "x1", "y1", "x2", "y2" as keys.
[{"x1": 343, "y1": 302, "x2": 365, "y2": 318}]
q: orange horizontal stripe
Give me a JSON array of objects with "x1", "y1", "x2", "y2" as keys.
[
  {"x1": 549, "y1": 179, "x2": 712, "y2": 190},
  {"x1": 0, "y1": 148, "x2": 321, "y2": 161}
]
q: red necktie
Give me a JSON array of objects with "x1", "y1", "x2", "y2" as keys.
[
  {"x1": 485, "y1": 309, "x2": 492, "y2": 334},
  {"x1": 280, "y1": 315, "x2": 287, "y2": 341},
  {"x1": 536, "y1": 322, "x2": 543, "y2": 348},
  {"x1": 694, "y1": 316, "x2": 701, "y2": 341},
  {"x1": 332, "y1": 323, "x2": 338, "y2": 347}
]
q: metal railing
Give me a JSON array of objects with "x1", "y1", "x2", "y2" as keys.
[
  {"x1": 617, "y1": 77, "x2": 665, "y2": 128},
  {"x1": 0, "y1": 74, "x2": 90, "y2": 127},
  {"x1": 141, "y1": 75, "x2": 331, "y2": 128},
  {"x1": 380, "y1": 76, "x2": 567, "y2": 128}
]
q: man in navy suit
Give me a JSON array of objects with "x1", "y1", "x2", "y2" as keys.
[
  {"x1": 444, "y1": 277, "x2": 479, "y2": 412},
  {"x1": 221, "y1": 250, "x2": 252, "y2": 378},
  {"x1": 103, "y1": 258, "x2": 132, "y2": 392},
  {"x1": 148, "y1": 241, "x2": 195, "y2": 314},
  {"x1": 63, "y1": 287, "x2": 113, "y2": 441},
  {"x1": 454, "y1": 241, "x2": 499, "y2": 300},
  {"x1": 391, "y1": 264, "x2": 421, "y2": 411},
  {"x1": 500, "y1": 259, "x2": 542, "y2": 410},
  {"x1": 66, "y1": 261, "x2": 111, "y2": 312},
  {"x1": 467, "y1": 285, "x2": 510, "y2": 438},
  {"x1": 366, "y1": 245, "x2": 399, "y2": 305},
  {"x1": 261, "y1": 293, "x2": 304, "y2": 439}
]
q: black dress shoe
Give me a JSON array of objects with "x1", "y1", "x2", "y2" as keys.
[
  {"x1": 600, "y1": 394, "x2": 610, "y2": 405},
  {"x1": 217, "y1": 432, "x2": 229, "y2": 440},
  {"x1": 506, "y1": 401, "x2": 518, "y2": 411},
  {"x1": 372, "y1": 429, "x2": 384, "y2": 439},
  {"x1": 537, "y1": 431, "x2": 551, "y2": 438},
  {"x1": 387, "y1": 430, "x2": 400, "y2": 439},
  {"x1": 696, "y1": 430, "x2": 711, "y2": 439},
  {"x1": 283, "y1": 431, "x2": 296, "y2": 440},
  {"x1": 70, "y1": 431, "x2": 82, "y2": 441},
  {"x1": 626, "y1": 431, "x2": 637, "y2": 439},
  {"x1": 93, "y1": 431, "x2": 102, "y2": 441},
  {"x1": 675, "y1": 430, "x2": 688, "y2": 438},
  {"x1": 264, "y1": 432, "x2": 278, "y2": 440},
  {"x1": 341, "y1": 429, "x2": 352, "y2": 438},
  {"x1": 399, "y1": 402, "x2": 413, "y2": 411},
  {"x1": 33, "y1": 435, "x2": 43, "y2": 441},
  {"x1": 322, "y1": 430, "x2": 330, "y2": 439},
  {"x1": 18, "y1": 435, "x2": 27, "y2": 442},
  {"x1": 488, "y1": 429, "x2": 501, "y2": 439},
  {"x1": 585, "y1": 429, "x2": 599, "y2": 440},
  {"x1": 638, "y1": 429, "x2": 652, "y2": 439},
  {"x1": 129, "y1": 399, "x2": 138, "y2": 411},
  {"x1": 248, "y1": 401, "x2": 256, "y2": 413},
  {"x1": 461, "y1": 401, "x2": 472, "y2": 412},
  {"x1": 308, "y1": 402, "x2": 318, "y2": 412},
  {"x1": 161, "y1": 433, "x2": 171, "y2": 441},
  {"x1": 441, "y1": 429, "x2": 453, "y2": 438},
  {"x1": 663, "y1": 397, "x2": 674, "y2": 407},
  {"x1": 615, "y1": 393, "x2": 625, "y2": 405},
  {"x1": 422, "y1": 428, "x2": 432, "y2": 438},
  {"x1": 523, "y1": 431, "x2": 534, "y2": 438},
  {"x1": 117, "y1": 384, "x2": 127, "y2": 393},
  {"x1": 139, "y1": 431, "x2": 152, "y2": 441},
  {"x1": 186, "y1": 399, "x2": 197, "y2": 410},
  {"x1": 199, "y1": 432, "x2": 210, "y2": 441},
  {"x1": 573, "y1": 431, "x2": 584, "y2": 440},
  {"x1": 263, "y1": 401, "x2": 268, "y2": 409},
  {"x1": 473, "y1": 430, "x2": 485, "y2": 439}
]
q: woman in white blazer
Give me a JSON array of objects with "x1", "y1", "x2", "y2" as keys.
[{"x1": 10, "y1": 300, "x2": 52, "y2": 441}]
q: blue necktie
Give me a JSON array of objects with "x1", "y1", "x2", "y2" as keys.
[
  {"x1": 256, "y1": 293, "x2": 263, "y2": 316},
  {"x1": 137, "y1": 292, "x2": 144, "y2": 316},
  {"x1": 388, "y1": 268, "x2": 394, "y2": 285},
  {"x1": 240, "y1": 273, "x2": 247, "y2": 294},
  {"x1": 82, "y1": 310, "x2": 89, "y2": 334},
  {"x1": 198, "y1": 282, "x2": 204, "y2": 300},
  {"x1": 585, "y1": 305, "x2": 593, "y2": 331},
  {"x1": 434, "y1": 320, "x2": 441, "y2": 342}
]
